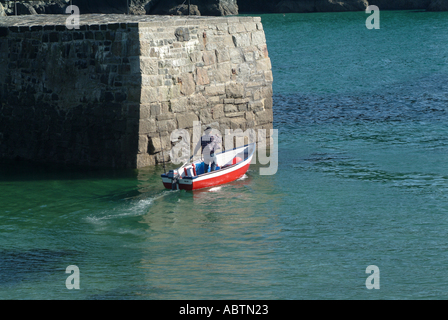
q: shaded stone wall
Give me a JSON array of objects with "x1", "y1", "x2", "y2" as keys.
[{"x1": 0, "y1": 15, "x2": 273, "y2": 168}]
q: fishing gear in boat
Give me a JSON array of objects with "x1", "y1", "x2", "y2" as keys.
[
  {"x1": 156, "y1": 120, "x2": 179, "y2": 190},
  {"x1": 156, "y1": 120, "x2": 167, "y2": 175}
]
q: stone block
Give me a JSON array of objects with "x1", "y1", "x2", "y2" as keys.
[
  {"x1": 248, "y1": 100, "x2": 264, "y2": 112},
  {"x1": 147, "y1": 132, "x2": 171, "y2": 154},
  {"x1": 230, "y1": 117, "x2": 247, "y2": 130},
  {"x1": 207, "y1": 96, "x2": 221, "y2": 106},
  {"x1": 262, "y1": 86, "x2": 273, "y2": 98},
  {"x1": 190, "y1": 51, "x2": 202, "y2": 63},
  {"x1": 257, "y1": 58, "x2": 272, "y2": 72},
  {"x1": 255, "y1": 110, "x2": 273, "y2": 124},
  {"x1": 226, "y1": 82, "x2": 244, "y2": 98},
  {"x1": 236, "y1": 24, "x2": 246, "y2": 33},
  {"x1": 229, "y1": 48, "x2": 244, "y2": 63},
  {"x1": 138, "y1": 135, "x2": 148, "y2": 154},
  {"x1": 252, "y1": 31, "x2": 266, "y2": 46},
  {"x1": 226, "y1": 112, "x2": 245, "y2": 118},
  {"x1": 179, "y1": 73, "x2": 196, "y2": 96},
  {"x1": 264, "y1": 97, "x2": 273, "y2": 110},
  {"x1": 243, "y1": 22, "x2": 257, "y2": 32},
  {"x1": 142, "y1": 75, "x2": 163, "y2": 87},
  {"x1": 150, "y1": 103, "x2": 161, "y2": 116},
  {"x1": 140, "y1": 104, "x2": 151, "y2": 119},
  {"x1": 188, "y1": 93, "x2": 207, "y2": 110},
  {"x1": 199, "y1": 109, "x2": 213, "y2": 124},
  {"x1": 246, "y1": 81, "x2": 265, "y2": 88},
  {"x1": 245, "y1": 111, "x2": 255, "y2": 121},
  {"x1": 158, "y1": 119, "x2": 177, "y2": 133},
  {"x1": 225, "y1": 105, "x2": 238, "y2": 113},
  {"x1": 170, "y1": 97, "x2": 189, "y2": 113},
  {"x1": 128, "y1": 87, "x2": 142, "y2": 103},
  {"x1": 137, "y1": 153, "x2": 156, "y2": 168},
  {"x1": 202, "y1": 51, "x2": 216, "y2": 66},
  {"x1": 232, "y1": 33, "x2": 251, "y2": 48},
  {"x1": 157, "y1": 113, "x2": 176, "y2": 121},
  {"x1": 205, "y1": 84, "x2": 226, "y2": 96},
  {"x1": 212, "y1": 104, "x2": 224, "y2": 119},
  {"x1": 215, "y1": 47, "x2": 230, "y2": 63},
  {"x1": 235, "y1": 98, "x2": 250, "y2": 104},
  {"x1": 228, "y1": 25, "x2": 237, "y2": 34},
  {"x1": 175, "y1": 27, "x2": 190, "y2": 42},
  {"x1": 139, "y1": 118, "x2": 156, "y2": 134},
  {"x1": 141, "y1": 86, "x2": 158, "y2": 103},
  {"x1": 238, "y1": 104, "x2": 248, "y2": 112},
  {"x1": 213, "y1": 62, "x2": 231, "y2": 82},
  {"x1": 140, "y1": 58, "x2": 158, "y2": 75},
  {"x1": 265, "y1": 71, "x2": 273, "y2": 81},
  {"x1": 196, "y1": 67, "x2": 210, "y2": 86},
  {"x1": 177, "y1": 112, "x2": 199, "y2": 129},
  {"x1": 155, "y1": 151, "x2": 170, "y2": 164}
]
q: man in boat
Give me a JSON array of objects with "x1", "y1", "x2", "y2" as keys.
[{"x1": 194, "y1": 126, "x2": 222, "y2": 172}]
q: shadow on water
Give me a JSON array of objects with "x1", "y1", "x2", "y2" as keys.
[
  {"x1": 0, "y1": 158, "x2": 138, "y2": 181},
  {"x1": 0, "y1": 160, "x2": 173, "y2": 210},
  {"x1": 0, "y1": 248, "x2": 80, "y2": 287}
]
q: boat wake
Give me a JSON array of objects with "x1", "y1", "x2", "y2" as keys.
[{"x1": 84, "y1": 190, "x2": 172, "y2": 225}]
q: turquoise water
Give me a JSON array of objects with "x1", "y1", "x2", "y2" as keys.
[{"x1": 1, "y1": 11, "x2": 448, "y2": 299}]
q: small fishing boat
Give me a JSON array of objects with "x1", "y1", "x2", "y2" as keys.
[{"x1": 161, "y1": 143, "x2": 255, "y2": 190}]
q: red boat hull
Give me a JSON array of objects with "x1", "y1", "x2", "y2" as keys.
[
  {"x1": 162, "y1": 162, "x2": 251, "y2": 190},
  {"x1": 162, "y1": 143, "x2": 255, "y2": 191}
]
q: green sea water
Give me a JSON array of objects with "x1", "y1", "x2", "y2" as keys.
[{"x1": 1, "y1": 10, "x2": 448, "y2": 299}]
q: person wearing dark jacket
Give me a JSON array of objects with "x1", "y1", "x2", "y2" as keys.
[{"x1": 193, "y1": 127, "x2": 222, "y2": 172}]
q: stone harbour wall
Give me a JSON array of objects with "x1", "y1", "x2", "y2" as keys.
[{"x1": 0, "y1": 15, "x2": 273, "y2": 168}]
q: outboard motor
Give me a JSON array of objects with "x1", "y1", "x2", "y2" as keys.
[{"x1": 168, "y1": 170, "x2": 180, "y2": 190}]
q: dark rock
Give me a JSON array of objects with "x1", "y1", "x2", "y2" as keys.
[
  {"x1": 238, "y1": 0, "x2": 443, "y2": 12},
  {"x1": 168, "y1": 4, "x2": 201, "y2": 16},
  {"x1": 315, "y1": 0, "x2": 367, "y2": 12},
  {"x1": 2, "y1": 0, "x2": 68, "y2": 15},
  {"x1": 427, "y1": 0, "x2": 448, "y2": 11},
  {"x1": 367, "y1": 0, "x2": 430, "y2": 10},
  {"x1": 0, "y1": 3, "x2": 6, "y2": 16},
  {"x1": 1, "y1": 0, "x2": 237, "y2": 16},
  {"x1": 148, "y1": 0, "x2": 237, "y2": 15},
  {"x1": 175, "y1": 27, "x2": 191, "y2": 42}
]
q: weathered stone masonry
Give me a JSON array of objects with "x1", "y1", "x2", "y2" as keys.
[{"x1": 0, "y1": 15, "x2": 273, "y2": 168}]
